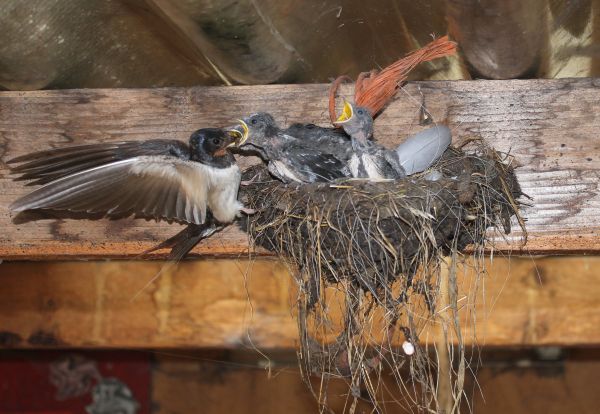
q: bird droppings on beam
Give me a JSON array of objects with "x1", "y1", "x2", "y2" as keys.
[
  {"x1": 0, "y1": 331, "x2": 23, "y2": 347},
  {"x1": 27, "y1": 330, "x2": 66, "y2": 347}
]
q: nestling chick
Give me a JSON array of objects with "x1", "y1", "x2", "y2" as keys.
[
  {"x1": 232, "y1": 113, "x2": 350, "y2": 183},
  {"x1": 335, "y1": 100, "x2": 406, "y2": 180},
  {"x1": 335, "y1": 100, "x2": 452, "y2": 179}
]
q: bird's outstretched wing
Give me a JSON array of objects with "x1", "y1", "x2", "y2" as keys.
[
  {"x1": 10, "y1": 155, "x2": 214, "y2": 224},
  {"x1": 8, "y1": 140, "x2": 189, "y2": 185}
]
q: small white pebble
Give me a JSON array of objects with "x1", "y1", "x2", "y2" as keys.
[{"x1": 402, "y1": 341, "x2": 415, "y2": 356}]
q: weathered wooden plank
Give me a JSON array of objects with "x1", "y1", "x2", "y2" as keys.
[
  {"x1": 152, "y1": 351, "x2": 415, "y2": 413},
  {"x1": 1, "y1": 78, "x2": 599, "y2": 259},
  {"x1": 1, "y1": 257, "x2": 599, "y2": 348},
  {"x1": 467, "y1": 350, "x2": 600, "y2": 414},
  {"x1": 151, "y1": 349, "x2": 600, "y2": 414},
  {"x1": 0, "y1": 260, "x2": 295, "y2": 348}
]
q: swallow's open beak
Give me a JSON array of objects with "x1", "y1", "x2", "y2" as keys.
[
  {"x1": 335, "y1": 100, "x2": 354, "y2": 124},
  {"x1": 225, "y1": 130, "x2": 240, "y2": 148},
  {"x1": 227, "y1": 120, "x2": 249, "y2": 146}
]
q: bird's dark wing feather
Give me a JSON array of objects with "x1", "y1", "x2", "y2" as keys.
[
  {"x1": 144, "y1": 220, "x2": 224, "y2": 262},
  {"x1": 10, "y1": 155, "x2": 212, "y2": 224},
  {"x1": 8, "y1": 140, "x2": 190, "y2": 185},
  {"x1": 284, "y1": 124, "x2": 353, "y2": 161},
  {"x1": 285, "y1": 148, "x2": 349, "y2": 182},
  {"x1": 285, "y1": 123, "x2": 348, "y2": 143}
]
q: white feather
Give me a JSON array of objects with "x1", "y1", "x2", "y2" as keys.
[
  {"x1": 349, "y1": 154, "x2": 360, "y2": 177},
  {"x1": 270, "y1": 160, "x2": 303, "y2": 183},
  {"x1": 361, "y1": 154, "x2": 385, "y2": 180},
  {"x1": 396, "y1": 125, "x2": 451, "y2": 175}
]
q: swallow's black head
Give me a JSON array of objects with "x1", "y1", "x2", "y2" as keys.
[{"x1": 189, "y1": 128, "x2": 237, "y2": 167}]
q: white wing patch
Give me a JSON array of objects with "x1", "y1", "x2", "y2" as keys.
[
  {"x1": 131, "y1": 156, "x2": 242, "y2": 223},
  {"x1": 270, "y1": 160, "x2": 303, "y2": 183},
  {"x1": 349, "y1": 154, "x2": 360, "y2": 177},
  {"x1": 361, "y1": 154, "x2": 385, "y2": 180},
  {"x1": 348, "y1": 153, "x2": 384, "y2": 180}
]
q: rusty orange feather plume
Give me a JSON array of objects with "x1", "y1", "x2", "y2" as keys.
[{"x1": 329, "y1": 35, "x2": 457, "y2": 123}]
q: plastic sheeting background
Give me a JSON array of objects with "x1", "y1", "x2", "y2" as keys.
[{"x1": 0, "y1": 0, "x2": 598, "y2": 90}]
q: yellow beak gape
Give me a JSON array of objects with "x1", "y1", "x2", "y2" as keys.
[
  {"x1": 227, "y1": 120, "x2": 249, "y2": 146},
  {"x1": 226, "y1": 130, "x2": 240, "y2": 147},
  {"x1": 336, "y1": 100, "x2": 354, "y2": 123},
  {"x1": 237, "y1": 119, "x2": 249, "y2": 145}
]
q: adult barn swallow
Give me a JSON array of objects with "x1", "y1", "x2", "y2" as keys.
[
  {"x1": 335, "y1": 101, "x2": 451, "y2": 178},
  {"x1": 9, "y1": 128, "x2": 246, "y2": 226},
  {"x1": 233, "y1": 113, "x2": 351, "y2": 183}
]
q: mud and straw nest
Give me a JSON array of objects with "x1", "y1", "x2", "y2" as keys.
[{"x1": 238, "y1": 139, "x2": 524, "y2": 412}]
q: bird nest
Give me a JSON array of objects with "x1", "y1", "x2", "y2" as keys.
[{"x1": 239, "y1": 139, "x2": 523, "y2": 412}]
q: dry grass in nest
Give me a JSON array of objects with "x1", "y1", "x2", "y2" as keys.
[{"x1": 239, "y1": 140, "x2": 523, "y2": 413}]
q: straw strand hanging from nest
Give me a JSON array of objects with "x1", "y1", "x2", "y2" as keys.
[
  {"x1": 239, "y1": 139, "x2": 523, "y2": 411},
  {"x1": 232, "y1": 34, "x2": 524, "y2": 414}
]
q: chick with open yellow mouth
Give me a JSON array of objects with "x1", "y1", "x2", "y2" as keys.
[
  {"x1": 333, "y1": 100, "x2": 403, "y2": 180},
  {"x1": 334, "y1": 99, "x2": 374, "y2": 148},
  {"x1": 333, "y1": 99, "x2": 453, "y2": 180},
  {"x1": 229, "y1": 112, "x2": 351, "y2": 184},
  {"x1": 228, "y1": 101, "x2": 452, "y2": 183}
]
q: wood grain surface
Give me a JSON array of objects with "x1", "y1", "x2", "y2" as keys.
[
  {"x1": 1, "y1": 78, "x2": 599, "y2": 259},
  {"x1": 151, "y1": 349, "x2": 600, "y2": 414},
  {"x1": 1, "y1": 257, "x2": 599, "y2": 348}
]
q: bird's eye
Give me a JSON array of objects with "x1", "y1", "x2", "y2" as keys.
[
  {"x1": 251, "y1": 118, "x2": 258, "y2": 125},
  {"x1": 357, "y1": 109, "x2": 364, "y2": 115},
  {"x1": 212, "y1": 138, "x2": 222, "y2": 145}
]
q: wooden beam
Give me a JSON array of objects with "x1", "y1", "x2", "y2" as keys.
[
  {"x1": 1, "y1": 257, "x2": 599, "y2": 349},
  {"x1": 1, "y1": 78, "x2": 600, "y2": 259},
  {"x1": 151, "y1": 349, "x2": 600, "y2": 414}
]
